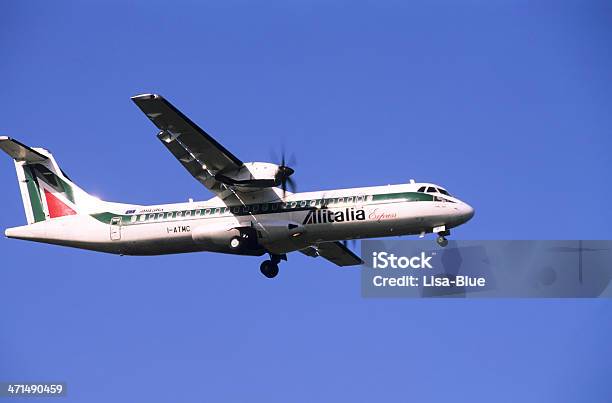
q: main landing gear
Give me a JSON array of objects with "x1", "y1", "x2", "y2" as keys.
[
  {"x1": 436, "y1": 230, "x2": 450, "y2": 247},
  {"x1": 260, "y1": 254, "x2": 286, "y2": 278}
]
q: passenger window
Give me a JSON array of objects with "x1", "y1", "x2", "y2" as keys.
[
  {"x1": 262, "y1": 203, "x2": 269, "y2": 212},
  {"x1": 214, "y1": 208, "x2": 220, "y2": 215},
  {"x1": 337, "y1": 197, "x2": 344, "y2": 204},
  {"x1": 185, "y1": 211, "x2": 192, "y2": 218},
  {"x1": 300, "y1": 200, "x2": 307, "y2": 207},
  {"x1": 252, "y1": 204, "x2": 259, "y2": 213},
  {"x1": 347, "y1": 196, "x2": 354, "y2": 203},
  {"x1": 290, "y1": 201, "x2": 297, "y2": 208},
  {"x1": 157, "y1": 213, "x2": 164, "y2": 220},
  {"x1": 271, "y1": 203, "x2": 278, "y2": 211},
  {"x1": 148, "y1": 214, "x2": 155, "y2": 221},
  {"x1": 176, "y1": 211, "x2": 183, "y2": 218},
  {"x1": 309, "y1": 200, "x2": 316, "y2": 207},
  {"x1": 130, "y1": 215, "x2": 137, "y2": 223}
]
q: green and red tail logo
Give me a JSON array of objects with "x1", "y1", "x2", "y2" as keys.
[{"x1": 23, "y1": 164, "x2": 78, "y2": 222}]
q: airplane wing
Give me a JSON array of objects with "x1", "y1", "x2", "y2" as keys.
[
  {"x1": 299, "y1": 241, "x2": 364, "y2": 266},
  {"x1": 131, "y1": 94, "x2": 243, "y2": 194}
]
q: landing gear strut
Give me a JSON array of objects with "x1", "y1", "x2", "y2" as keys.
[
  {"x1": 259, "y1": 254, "x2": 285, "y2": 279},
  {"x1": 436, "y1": 230, "x2": 450, "y2": 247}
]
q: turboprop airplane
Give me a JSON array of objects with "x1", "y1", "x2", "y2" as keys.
[{"x1": 0, "y1": 94, "x2": 474, "y2": 278}]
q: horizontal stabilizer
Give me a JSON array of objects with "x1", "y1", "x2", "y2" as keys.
[{"x1": 0, "y1": 136, "x2": 48, "y2": 162}]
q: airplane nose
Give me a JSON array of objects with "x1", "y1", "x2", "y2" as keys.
[{"x1": 463, "y1": 202, "x2": 475, "y2": 222}]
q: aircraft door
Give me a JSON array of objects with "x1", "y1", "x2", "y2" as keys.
[{"x1": 110, "y1": 216, "x2": 122, "y2": 241}]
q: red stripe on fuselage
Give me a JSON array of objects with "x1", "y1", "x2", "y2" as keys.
[{"x1": 44, "y1": 189, "x2": 76, "y2": 218}]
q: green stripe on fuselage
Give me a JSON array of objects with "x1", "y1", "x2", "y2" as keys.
[{"x1": 372, "y1": 192, "x2": 434, "y2": 202}]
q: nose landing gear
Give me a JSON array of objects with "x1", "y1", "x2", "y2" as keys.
[
  {"x1": 436, "y1": 229, "x2": 450, "y2": 247},
  {"x1": 259, "y1": 254, "x2": 286, "y2": 278},
  {"x1": 436, "y1": 236, "x2": 449, "y2": 247}
]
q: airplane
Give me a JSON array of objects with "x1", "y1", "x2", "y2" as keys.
[{"x1": 0, "y1": 94, "x2": 474, "y2": 278}]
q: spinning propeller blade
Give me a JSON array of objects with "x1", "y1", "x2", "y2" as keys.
[{"x1": 273, "y1": 147, "x2": 298, "y2": 197}]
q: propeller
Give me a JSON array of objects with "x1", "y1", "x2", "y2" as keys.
[{"x1": 273, "y1": 148, "x2": 298, "y2": 197}]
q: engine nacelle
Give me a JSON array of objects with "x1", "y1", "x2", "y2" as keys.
[{"x1": 214, "y1": 162, "x2": 288, "y2": 190}]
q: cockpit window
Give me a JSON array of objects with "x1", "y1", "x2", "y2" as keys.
[{"x1": 418, "y1": 186, "x2": 452, "y2": 196}]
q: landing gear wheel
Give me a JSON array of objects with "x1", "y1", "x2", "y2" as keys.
[
  {"x1": 260, "y1": 260, "x2": 279, "y2": 278},
  {"x1": 229, "y1": 236, "x2": 242, "y2": 250},
  {"x1": 437, "y1": 236, "x2": 448, "y2": 247}
]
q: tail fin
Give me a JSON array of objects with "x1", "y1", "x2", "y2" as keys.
[{"x1": 0, "y1": 137, "x2": 100, "y2": 224}]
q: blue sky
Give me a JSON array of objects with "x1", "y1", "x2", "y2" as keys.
[{"x1": 1, "y1": 1, "x2": 611, "y2": 402}]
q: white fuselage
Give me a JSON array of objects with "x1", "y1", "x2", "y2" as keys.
[{"x1": 5, "y1": 182, "x2": 474, "y2": 256}]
